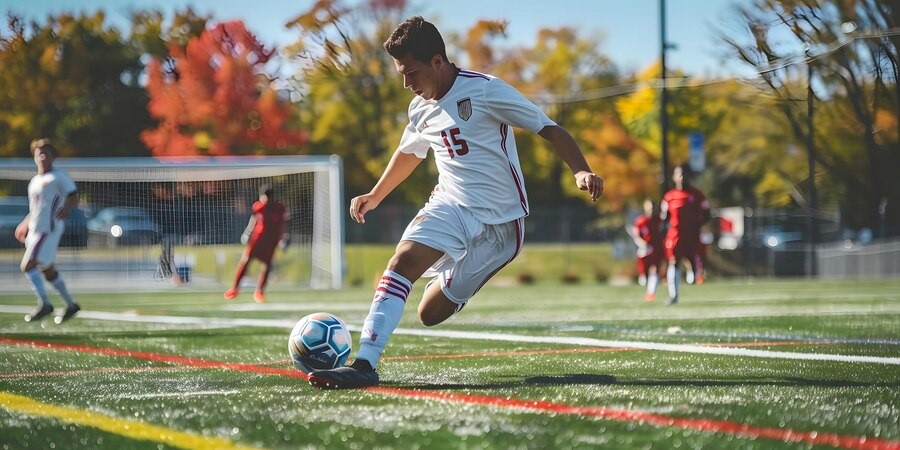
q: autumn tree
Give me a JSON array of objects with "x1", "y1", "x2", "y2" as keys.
[
  {"x1": 141, "y1": 20, "x2": 306, "y2": 156},
  {"x1": 454, "y1": 25, "x2": 637, "y2": 212},
  {"x1": 0, "y1": 12, "x2": 151, "y2": 157},
  {"x1": 723, "y1": 0, "x2": 899, "y2": 235},
  {"x1": 614, "y1": 63, "x2": 730, "y2": 211},
  {"x1": 285, "y1": 0, "x2": 425, "y2": 203}
]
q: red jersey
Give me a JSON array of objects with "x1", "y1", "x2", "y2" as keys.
[
  {"x1": 250, "y1": 200, "x2": 289, "y2": 242},
  {"x1": 662, "y1": 187, "x2": 709, "y2": 237},
  {"x1": 662, "y1": 187, "x2": 709, "y2": 260},
  {"x1": 634, "y1": 214, "x2": 663, "y2": 248}
]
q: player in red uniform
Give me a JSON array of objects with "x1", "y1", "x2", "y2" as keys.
[
  {"x1": 224, "y1": 185, "x2": 290, "y2": 303},
  {"x1": 631, "y1": 198, "x2": 663, "y2": 301},
  {"x1": 660, "y1": 165, "x2": 710, "y2": 305}
]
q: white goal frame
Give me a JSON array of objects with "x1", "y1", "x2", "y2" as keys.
[{"x1": 0, "y1": 155, "x2": 344, "y2": 290}]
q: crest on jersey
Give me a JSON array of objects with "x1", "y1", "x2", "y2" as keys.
[{"x1": 457, "y1": 98, "x2": 472, "y2": 121}]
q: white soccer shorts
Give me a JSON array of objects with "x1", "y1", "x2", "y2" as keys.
[
  {"x1": 22, "y1": 229, "x2": 63, "y2": 269},
  {"x1": 400, "y1": 200, "x2": 524, "y2": 304}
]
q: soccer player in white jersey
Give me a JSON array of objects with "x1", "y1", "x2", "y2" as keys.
[
  {"x1": 305, "y1": 16, "x2": 604, "y2": 389},
  {"x1": 15, "y1": 139, "x2": 82, "y2": 324}
]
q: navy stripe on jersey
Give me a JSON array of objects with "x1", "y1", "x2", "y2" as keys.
[
  {"x1": 499, "y1": 124, "x2": 529, "y2": 216},
  {"x1": 49, "y1": 195, "x2": 60, "y2": 232},
  {"x1": 458, "y1": 69, "x2": 489, "y2": 80}
]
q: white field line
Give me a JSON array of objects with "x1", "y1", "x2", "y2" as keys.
[
  {"x1": 1, "y1": 306, "x2": 898, "y2": 365},
  {"x1": 111, "y1": 390, "x2": 241, "y2": 400}
]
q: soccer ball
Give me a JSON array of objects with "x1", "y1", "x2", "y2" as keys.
[{"x1": 288, "y1": 312, "x2": 352, "y2": 372}]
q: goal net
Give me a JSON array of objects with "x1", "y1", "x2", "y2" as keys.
[{"x1": 0, "y1": 156, "x2": 344, "y2": 291}]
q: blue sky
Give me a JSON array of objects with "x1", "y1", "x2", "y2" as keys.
[{"x1": 3, "y1": 0, "x2": 756, "y2": 77}]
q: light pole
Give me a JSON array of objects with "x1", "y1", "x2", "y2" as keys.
[
  {"x1": 659, "y1": 0, "x2": 670, "y2": 196},
  {"x1": 806, "y1": 54, "x2": 818, "y2": 277}
]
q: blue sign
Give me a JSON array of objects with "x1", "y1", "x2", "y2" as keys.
[{"x1": 688, "y1": 132, "x2": 705, "y2": 172}]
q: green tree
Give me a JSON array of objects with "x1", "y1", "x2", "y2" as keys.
[
  {"x1": 0, "y1": 12, "x2": 150, "y2": 157},
  {"x1": 723, "y1": 0, "x2": 899, "y2": 234},
  {"x1": 285, "y1": 0, "x2": 424, "y2": 202},
  {"x1": 614, "y1": 63, "x2": 727, "y2": 207}
]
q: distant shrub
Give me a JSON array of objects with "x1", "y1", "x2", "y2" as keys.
[
  {"x1": 561, "y1": 270, "x2": 581, "y2": 284},
  {"x1": 517, "y1": 272, "x2": 535, "y2": 285}
]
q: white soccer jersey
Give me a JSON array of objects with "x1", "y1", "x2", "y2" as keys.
[
  {"x1": 398, "y1": 69, "x2": 556, "y2": 224},
  {"x1": 27, "y1": 169, "x2": 77, "y2": 234}
]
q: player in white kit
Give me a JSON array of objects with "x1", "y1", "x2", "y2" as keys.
[
  {"x1": 306, "y1": 17, "x2": 604, "y2": 389},
  {"x1": 15, "y1": 139, "x2": 82, "y2": 324}
]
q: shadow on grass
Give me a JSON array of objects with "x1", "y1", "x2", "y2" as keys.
[{"x1": 397, "y1": 374, "x2": 896, "y2": 390}]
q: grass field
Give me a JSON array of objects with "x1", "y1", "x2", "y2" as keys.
[{"x1": 1, "y1": 278, "x2": 898, "y2": 449}]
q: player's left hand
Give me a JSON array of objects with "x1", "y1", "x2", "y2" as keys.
[
  {"x1": 279, "y1": 233, "x2": 291, "y2": 251},
  {"x1": 14, "y1": 223, "x2": 27, "y2": 244},
  {"x1": 575, "y1": 171, "x2": 604, "y2": 202}
]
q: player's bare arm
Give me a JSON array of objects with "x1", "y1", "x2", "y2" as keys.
[
  {"x1": 241, "y1": 216, "x2": 257, "y2": 245},
  {"x1": 15, "y1": 213, "x2": 30, "y2": 243},
  {"x1": 57, "y1": 192, "x2": 79, "y2": 220},
  {"x1": 350, "y1": 151, "x2": 423, "y2": 224},
  {"x1": 538, "y1": 125, "x2": 604, "y2": 201}
]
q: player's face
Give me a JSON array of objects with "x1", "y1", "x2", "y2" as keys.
[
  {"x1": 393, "y1": 54, "x2": 440, "y2": 100},
  {"x1": 33, "y1": 148, "x2": 54, "y2": 173},
  {"x1": 673, "y1": 167, "x2": 684, "y2": 189}
]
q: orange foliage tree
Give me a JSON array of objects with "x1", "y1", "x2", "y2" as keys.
[{"x1": 141, "y1": 20, "x2": 306, "y2": 156}]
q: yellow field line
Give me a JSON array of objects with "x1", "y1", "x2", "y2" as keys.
[{"x1": 0, "y1": 392, "x2": 262, "y2": 450}]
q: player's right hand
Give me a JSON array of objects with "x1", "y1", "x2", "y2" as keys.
[
  {"x1": 240, "y1": 232, "x2": 250, "y2": 245},
  {"x1": 14, "y1": 223, "x2": 27, "y2": 244},
  {"x1": 349, "y1": 193, "x2": 380, "y2": 224}
]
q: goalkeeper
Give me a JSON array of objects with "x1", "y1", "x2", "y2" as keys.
[{"x1": 224, "y1": 185, "x2": 290, "y2": 303}]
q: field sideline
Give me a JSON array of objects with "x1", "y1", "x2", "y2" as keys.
[{"x1": 0, "y1": 278, "x2": 898, "y2": 449}]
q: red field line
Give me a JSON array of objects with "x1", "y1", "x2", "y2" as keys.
[
  {"x1": 370, "y1": 386, "x2": 900, "y2": 450},
  {"x1": 0, "y1": 337, "x2": 307, "y2": 380},
  {"x1": 1, "y1": 337, "x2": 896, "y2": 450}
]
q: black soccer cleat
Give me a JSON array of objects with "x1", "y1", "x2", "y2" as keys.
[
  {"x1": 291, "y1": 354, "x2": 333, "y2": 375},
  {"x1": 309, "y1": 359, "x2": 380, "y2": 390},
  {"x1": 54, "y1": 304, "x2": 81, "y2": 324},
  {"x1": 24, "y1": 304, "x2": 54, "y2": 323}
]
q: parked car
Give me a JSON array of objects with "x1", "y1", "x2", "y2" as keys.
[
  {"x1": 87, "y1": 207, "x2": 160, "y2": 247},
  {"x1": 61, "y1": 207, "x2": 89, "y2": 248},
  {"x1": 0, "y1": 197, "x2": 29, "y2": 248}
]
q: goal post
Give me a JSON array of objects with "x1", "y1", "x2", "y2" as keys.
[{"x1": 0, "y1": 155, "x2": 344, "y2": 290}]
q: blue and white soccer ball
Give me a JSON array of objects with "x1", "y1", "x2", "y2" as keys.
[{"x1": 289, "y1": 312, "x2": 352, "y2": 372}]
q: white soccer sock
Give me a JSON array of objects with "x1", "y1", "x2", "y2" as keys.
[
  {"x1": 24, "y1": 268, "x2": 50, "y2": 308},
  {"x1": 355, "y1": 270, "x2": 412, "y2": 369},
  {"x1": 667, "y1": 264, "x2": 680, "y2": 300},
  {"x1": 50, "y1": 274, "x2": 76, "y2": 306},
  {"x1": 647, "y1": 271, "x2": 659, "y2": 296}
]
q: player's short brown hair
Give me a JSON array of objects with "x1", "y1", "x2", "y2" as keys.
[
  {"x1": 30, "y1": 138, "x2": 58, "y2": 157},
  {"x1": 383, "y1": 16, "x2": 448, "y2": 64}
]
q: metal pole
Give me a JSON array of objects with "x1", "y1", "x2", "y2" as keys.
[
  {"x1": 659, "y1": 0, "x2": 670, "y2": 196},
  {"x1": 807, "y1": 61, "x2": 818, "y2": 277}
]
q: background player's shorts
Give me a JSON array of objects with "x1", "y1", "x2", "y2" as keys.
[
  {"x1": 247, "y1": 238, "x2": 278, "y2": 263},
  {"x1": 22, "y1": 229, "x2": 62, "y2": 268},
  {"x1": 401, "y1": 199, "x2": 524, "y2": 304},
  {"x1": 665, "y1": 231, "x2": 698, "y2": 261}
]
